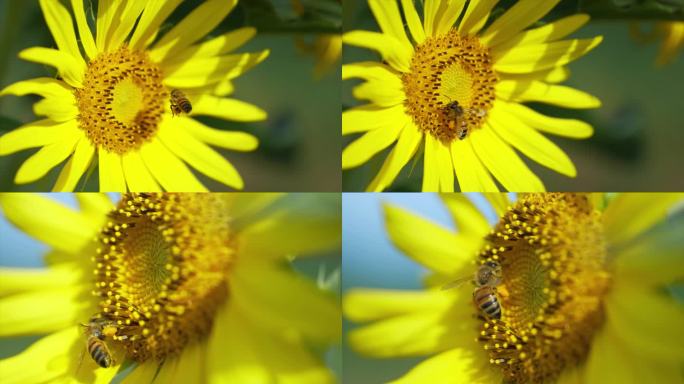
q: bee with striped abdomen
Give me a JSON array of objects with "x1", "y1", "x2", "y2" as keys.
[
  {"x1": 443, "y1": 100, "x2": 486, "y2": 140},
  {"x1": 170, "y1": 89, "x2": 192, "y2": 116},
  {"x1": 82, "y1": 316, "x2": 117, "y2": 368},
  {"x1": 442, "y1": 260, "x2": 503, "y2": 320}
]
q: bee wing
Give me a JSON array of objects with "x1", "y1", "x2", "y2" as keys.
[{"x1": 441, "y1": 276, "x2": 472, "y2": 291}]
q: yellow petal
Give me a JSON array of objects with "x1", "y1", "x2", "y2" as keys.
[
  {"x1": 108, "y1": 2, "x2": 146, "y2": 49},
  {"x1": 18, "y1": 47, "x2": 84, "y2": 88},
  {"x1": 366, "y1": 121, "x2": 422, "y2": 192},
  {"x1": 192, "y1": 95, "x2": 267, "y2": 122},
  {"x1": 440, "y1": 194, "x2": 491, "y2": 237},
  {"x1": 163, "y1": 50, "x2": 269, "y2": 88},
  {"x1": 0, "y1": 264, "x2": 81, "y2": 296},
  {"x1": 232, "y1": 260, "x2": 340, "y2": 343},
  {"x1": 383, "y1": 203, "x2": 476, "y2": 275},
  {"x1": 343, "y1": 288, "x2": 453, "y2": 322},
  {"x1": 492, "y1": 14, "x2": 591, "y2": 54},
  {"x1": 496, "y1": 80, "x2": 601, "y2": 109},
  {"x1": 483, "y1": 193, "x2": 510, "y2": 217},
  {"x1": 343, "y1": 31, "x2": 411, "y2": 72},
  {"x1": 98, "y1": 150, "x2": 126, "y2": 192},
  {"x1": 224, "y1": 193, "x2": 284, "y2": 223},
  {"x1": 121, "y1": 362, "x2": 159, "y2": 384},
  {"x1": 184, "y1": 119, "x2": 258, "y2": 152},
  {"x1": 154, "y1": 341, "x2": 203, "y2": 384},
  {"x1": 459, "y1": 0, "x2": 498, "y2": 36},
  {"x1": 70, "y1": 0, "x2": 97, "y2": 59},
  {"x1": 0, "y1": 327, "x2": 81, "y2": 384},
  {"x1": 606, "y1": 281, "x2": 684, "y2": 362},
  {"x1": 502, "y1": 66, "x2": 571, "y2": 84},
  {"x1": 422, "y1": 0, "x2": 443, "y2": 37},
  {"x1": 502, "y1": 102, "x2": 593, "y2": 138},
  {"x1": 0, "y1": 193, "x2": 96, "y2": 254},
  {"x1": 342, "y1": 123, "x2": 402, "y2": 169},
  {"x1": 95, "y1": 0, "x2": 116, "y2": 52},
  {"x1": 1, "y1": 77, "x2": 73, "y2": 99},
  {"x1": 400, "y1": 0, "x2": 425, "y2": 43},
  {"x1": 470, "y1": 126, "x2": 545, "y2": 192},
  {"x1": 614, "y1": 214, "x2": 684, "y2": 286},
  {"x1": 75, "y1": 194, "x2": 113, "y2": 225},
  {"x1": 52, "y1": 137, "x2": 95, "y2": 192},
  {"x1": 39, "y1": 0, "x2": 84, "y2": 66},
  {"x1": 451, "y1": 139, "x2": 499, "y2": 192},
  {"x1": 139, "y1": 138, "x2": 208, "y2": 192},
  {"x1": 343, "y1": 104, "x2": 407, "y2": 135},
  {"x1": 150, "y1": 0, "x2": 238, "y2": 62},
  {"x1": 424, "y1": 135, "x2": 455, "y2": 192},
  {"x1": 15, "y1": 134, "x2": 80, "y2": 184},
  {"x1": 165, "y1": 27, "x2": 257, "y2": 67},
  {"x1": 494, "y1": 37, "x2": 602, "y2": 74},
  {"x1": 239, "y1": 196, "x2": 341, "y2": 260},
  {"x1": 603, "y1": 193, "x2": 684, "y2": 246},
  {"x1": 489, "y1": 105, "x2": 576, "y2": 177},
  {"x1": 422, "y1": 134, "x2": 440, "y2": 191},
  {"x1": 0, "y1": 286, "x2": 89, "y2": 336},
  {"x1": 368, "y1": 0, "x2": 412, "y2": 51},
  {"x1": 0, "y1": 119, "x2": 78, "y2": 156},
  {"x1": 344, "y1": 62, "x2": 405, "y2": 107},
  {"x1": 389, "y1": 348, "x2": 500, "y2": 384},
  {"x1": 157, "y1": 120, "x2": 244, "y2": 190},
  {"x1": 435, "y1": 0, "x2": 466, "y2": 36},
  {"x1": 481, "y1": 0, "x2": 561, "y2": 47},
  {"x1": 128, "y1": 0, "x2": 183, "y2": 50},
  {"x1": 33, "y1": 97, "x2": 78, "y2": 122},
  {"x1": 122, "y1": 151, "x2": 162, "y2": 192}
]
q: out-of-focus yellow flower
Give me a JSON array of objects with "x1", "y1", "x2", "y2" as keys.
[
  {"x1": 631, "y1": 21, "x2": 684, "y2": 66},
  {"x1": 343, "y1": 0, "x2": 603, "y2": 192},
  {"x1": 345, "y1": 193, "x2": 684, "y2": 383},
  {"x1": 0, "y1": 193, "x2": 341, "y2": 383},
  {"x1": 291, "y1": 0, "x2": 341, "y2": 77},
  {"x1": 0, "y1": 0, "x2": 269, "y2": 191}
]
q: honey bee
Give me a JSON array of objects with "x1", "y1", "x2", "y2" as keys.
[
  {"x1": 170, "y1": 89, "x2": 192, "y2": 116},
  {"x1": 442, "y1": 261, "x2": 503, "y2": 320},
  {"x1": 443, "y1": 100, "x2": 486, "y2": 140},
  {"x1": 82, "y1": 316, "x2": 117, "y2": 368}
]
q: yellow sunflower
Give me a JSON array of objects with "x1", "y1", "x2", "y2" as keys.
[
  {"x1": 344, "y1": 193, "x2": 684, "y2": 383},
  {"x1": 291, "y1": 0, "x2": 342, "y2": 77},
  {"x1": 631, "y1": 21, "x2": 684, "y2": 66},
  {"x1": 0, "y1": 0, "x2": 268, "y2": 192},
  {"x1": 342, "y1": 0, "x2": 603, "y2": 192},
  {"x1": 0, "y1": 193, "x2": 341, "y2": 383}
]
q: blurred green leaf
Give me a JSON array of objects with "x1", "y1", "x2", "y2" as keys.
[
  {"x1": 580, "y1": 0, "x2": 684, "y2": 20},
  {"x1": 241, "y1": 0, "x2": 340, "y2": 34}
]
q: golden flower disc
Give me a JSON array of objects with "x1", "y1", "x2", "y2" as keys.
[
  {"x1": 75, "y1": 47, "x2": 167, "y2": 154},
  {"x1": 401, "y1": 30, "x2": 497, "y2": 142},
  {"x1": 476, "y1": 193, "x2": 610, "y2": 383},
  {"x1": 93, "y1": 193, "x2": 233, "y2": 362}
]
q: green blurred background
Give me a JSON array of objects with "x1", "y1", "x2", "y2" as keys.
[
  {"x1": 0, "y1": 0, "x2": 341, "y2": 191},
  {"x1": 342, "y1": 0, "x2": 684, "y2": 192}
]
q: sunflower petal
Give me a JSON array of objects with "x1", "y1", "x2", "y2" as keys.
[
  {"x1": 95, "y1": 0, "x2": 116, "y2": 52},
  {"x1": 192, "y1": 96, "x2": 266, "y2": 122},
  {"x1": 158, "y1": 120, "x2": 244, "y2": 190},
  {"x1": 496, "y1": 80, "x2": 601, "y2": 109},
  {"x1": 0, "y1": 193, "x2": 96, "y2": 253},
  {"x1": 0, "y1": 119, "x2": 78, "y2": 156},
  {"x1": 0, "y1": 286, "x2": 89, "y2": 336},
  {"x1": 459, "y1": 0, "x2": 498, "y2": 36},
  {"x1": 184, "y1": 120, "x2": 258, "y2": 152},
  {"x1": 52, "y1": 137, "x2": 95, "y2": 192},
  {"x1": 343, "y1": 31, "x2": 411, "y2": 72},
  {"x1": 342, "y1": 123, "x2": 402, "y2": 169},
  {"x1": 18, "y1": 47, "x2": 84, "y2": 88},
  {"x1": 431, "y1": 136, "x2": 455, "y2": 192},
  {"x1": 493, "y1": 37, "x2": 602, "y2": 74},
  {"x1": 384, "y1": 204, "x2": 476, "y2": 275},
  {"x1": 343, "y1": 104, "x2": 407, "y2": 135},
  {"x1": 470, "y1": 127, "x2": 545, "y2": 192},
  {"x1": 122, "y1": 151, "x2": 162, "y2": 192},
  {"x1": 1, "y1": 77, "x2": 73, "y2": 99},
  {"x1": 481, "y1": 0, "x2": 561, "y2": 47},
  {"x1": 492, "y1": 14, "x2": 591, "y2": 54},
  {"x1": 108, "y1": 2, "x2": 146, "y2": 49},
  {"x1": 139, "y1": 138, "x2": 208, "y2": 192},
  {"x1": 422, "y1": 135, "x2": 440, "y2": 191},
  {"x1": 39, "y1": 0, "x2": 84, "y2": 65},
  {"x1": 344, "y1": 62, "x2": 405, "y2": 107},
  {"x1": 155, "y1": 341, "x2": 202, "y2": 384},
  {"x1": 120, "y1": 361, "x2": 159, "y2": 384},
  {"x1": 400, "y1": 0, "x2": 425, "y2": 43},
  {"x1": 503, "y1": 102, "x2": 593, "y2": 138},
  {"x1": 603, "y1": 193, "x2": 684, "y2": 245},
  {"x1": 489, "y1": 105, "x2": 576, "y2": 177},
  {"x1": 15, "y1": 134, "x2": 79, "y2": 184},
  {"x1": 344, "y1": 289, "x2": 453, "y2": 322},
  {"x1": 368, "y1": 0, "x2": 412, "y2": 50},
  {"x1": 367, "y1": 121, "x2": 422, "y2": 192},
  {"x1": 151, "y1": 0, "x2": 238, "y2": 62},
  {"x1": 98, "y1": 150, "x2": 127, "y2": 192},
  {"x1": 0, "y1": 265, "x2": 81, "y2": 296},
  {"x1": 166, "y1": 27, "x2": 257, "y2": 67},
  {"x1": 128, "y1": 0, "x2": 183, "y2": 50},
  {"x1": 440, "y1": 194, "x2": 491, "y2": 237},
  {"x1": 451, "y1": 139, "x2": 499, "y2": 192},
  {"x1": 32, "y1": 97, "x2": 78, "y2": 122},
  {"x1": 163, "y1": 51, "x2": 269, "y2": 88},
  {"x1": 76, "y1": 194, "x2": 113, "y2": 224},
  {"x1": 70, "y1": 0, "x2": 97, "y2": 59},
  {"x1": 389, "y1": 348, "x2": 499, "y2": 384},
  {"x1": 435, "y1": 0, "x2": 466, "y2": 36}
]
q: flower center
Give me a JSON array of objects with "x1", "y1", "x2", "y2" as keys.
[
  {"x1": 401, "y1": 29, "x2": 497, "y2": 142},
  {"x1": 75, "y1": 47, "x2": 167, "y2": 155},
  {"x1": 93, "y1": 193, "x2": 234, "y2": 362},
  {"x1": 476, "y1": 193, "x2": 610, "y2": 383}
]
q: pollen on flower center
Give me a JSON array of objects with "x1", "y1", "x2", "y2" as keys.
[
  {"x1": 401, "y1": 29, "x2": 497, "y2": 142},
  {"x1": 92, "y1": 193, "x2": 234, "y2": 362},
  {"x1": 476, "y1": 194, "x2": 610, "y2": 383},
  {"x1": 75, "y1": 47, "x2": 168, "y2": 154}
]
